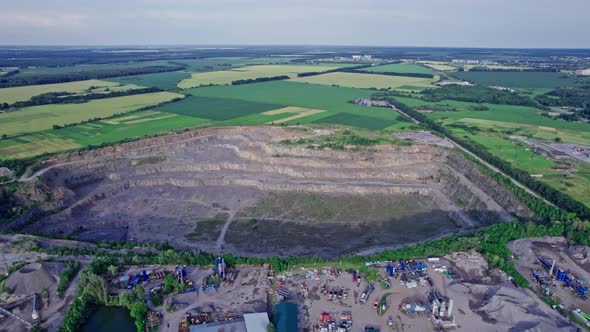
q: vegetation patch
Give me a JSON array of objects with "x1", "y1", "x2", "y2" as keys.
[
  {"x1": 291, "y1": 72, "x2": 436, "y2": 90},
  {"x1": 314, "y1": 113, "x2": 395, "y2": 130},
  {"x1": 178, "y1": 64, "x2": 343, "y2": 89},
  {"x1": 451, "y1": 71, "x2": 578, "y2": 89},
  {"x1": 364, "y1": 63, "x2": 435, "y2": 75},
  {"x1": 0, "y1": 79, "x2": 141, "y2": 104},
  {"x1": 106, "y1": 71, "x2": 190, "y2": 90}
]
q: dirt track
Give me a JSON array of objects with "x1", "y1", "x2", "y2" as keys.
[{"x1": 9, "y1": 126, "x2": 531, "y2": 258}]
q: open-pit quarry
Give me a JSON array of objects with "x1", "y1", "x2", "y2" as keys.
[{"x1": 5, "y1": 126, "x2": 532, "y2": 258}]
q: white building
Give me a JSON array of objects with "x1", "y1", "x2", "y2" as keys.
[
  {"x1": 190, "y1": 313, "x2": 269, "y2": 332},
  {"x1": 575, "y1": 69, "x2": 590, "y2": 76},
  {"x1": 452, "y1": 59, "x2": 480, "y2": 64}
]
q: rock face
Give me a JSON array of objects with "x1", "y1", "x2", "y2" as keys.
[{"x1": 6, "y1": 127, "x2": 532, "y2": 257}]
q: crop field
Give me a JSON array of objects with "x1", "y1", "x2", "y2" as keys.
[
  {"x1": 463, "y1": 64, "x2": 531, "y2": 71},
  {"x1": 0, "y1": 79, "x2": 142, "y2": 104},
  {"x1": 364, "y1": 63, "x2": 435, "y2": 75},
  {"x1": 314, "y1": 113, "x2": 395, "y2": 130},
  {"x1": 450, "y1": 71, "x2": 578, "y2": 89},
  {"x1": 0, "y1": 110, "x2": 207, "y2": 159},
  {"x1": 187, "y1": 81, "x2": 373, "y2": 114},
  {"x1": 105, "y1": 71, "x2": 190, "y2": 90},
  {"x1": 262, "y1": 106, "x2": 325, "y2": 124},
  {"x1": 175, "y1": 57, "x2": 297, "y2": 71},
  {"x1": 0, "y1": 91, "x2": 182, "y2": 137},
  {"x1": 416, "y1": 61, "x2": 457, "y2": 71},
  {"x1": 12, "y1": 60, "x2": 178, "y2": 78},
  {"x1": 156, "y1": 95, "x2": 282, "y2": 121},
  {"x1": 187, "y1": 81, "x2": 400, "y2": 127},
  {"x1": 177, "y1": 64, "x2": 343, "y2": 89},
  {"x1": 290, "y1": 72, "x2": 436, "y2": 89}
]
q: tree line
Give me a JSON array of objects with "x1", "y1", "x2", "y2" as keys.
[
  {"x1": 231, "y1": 75, "x2": 289, "y2": 85},
  {"x1": 0, "y1": 65, "x2": 185, "y2": 88},
  {"x1": 1, "y1": 87, "x2": 163, "y2": 110},
  {"x1": 352, "y1": 69, "x2": 434, "y2": 79},
  {"x1": 296, "y1": 64, "x2": 373, "y2": 77}
]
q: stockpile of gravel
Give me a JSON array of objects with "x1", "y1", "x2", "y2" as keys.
[{"x1": 5, "y1": 263, "x2": 57, "y2": 295}]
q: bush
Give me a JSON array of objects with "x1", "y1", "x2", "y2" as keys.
[{"x1": 57, "y1": 260, "x2": 81, "y2": 295}]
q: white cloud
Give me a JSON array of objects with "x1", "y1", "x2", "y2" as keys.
[{"x1": 0, "y1": 12, "x2": 86, "y2": 28}]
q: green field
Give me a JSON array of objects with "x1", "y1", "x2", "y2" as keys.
[
  {"x1": 463, "y1": 64, "x2": 531, "y2": 71},
  {"x1": 175, "y1": 57, "x2": 298, "y2": 71},
  {"x1": 365, "y1": 63, "x2": 435, "y2": 75},
  {"x1": 188, "y1": 81, "x2": 401, "y2": 127},
  {"x1": 447, "y1": 126, "x2": 590, "y2": 206},
  {"x1": 396, "y1": 96, "x2": 590, "y2": 134},
  {"x1": 416, "y1": 61, "x2": 457, "y2": 71},
  {"x1": 450, "y1": 71, "x2": 578, "y2": 89},
  {"x1": 12, "y1": 61, "x2": 178, "y2": 78},
  {"x1": 0, "y1": 110, "x2": 207, "y2": 159},
  {"x1": 0, "y1": 79, "x2": 142, "y2": 104},
  {"x1": 105, "y1": 71, "x2": 190, "y2": 90},
  {"x1": 541, "y1": 163, "x2": 590, "y2": 207},
  {"x1": 396, "y1": 93, "x2": 590, "y2": 205},
  {"x1": 314, "y1": 113, "x2": 395, "y2": 130},
  {"x1": 177, "y1": 64, "x2": 343, "y2": 89},
  {"x1": 188, "y1": 80, "x2": 377, "y2": 114},
  {"x1": 156, "y1": 96, "x2": 282, "y2": 121},
  {"x1": 0, "y1": 92, "x2": 182, "y2": 137},
  {"x1": 290, "y1": 72, "x2": 436, "y2": 89}
]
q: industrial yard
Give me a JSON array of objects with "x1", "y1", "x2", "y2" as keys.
[
  {"x1": 255, "y1": 251, "x2": 572, "y2": 331},
  {"x1": 509, "y1": 237, "x2": 590, "y2": 327},
  {"x1": 1, "y1": 231, "x2": 580, "y2": 332}
]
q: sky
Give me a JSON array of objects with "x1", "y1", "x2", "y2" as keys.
[{"x1": 0, "y1": 0, "x2": 588, "y2": 48}]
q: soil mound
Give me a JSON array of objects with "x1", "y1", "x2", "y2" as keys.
[
  {"x1": 569, "y1": 245, "x2": 590, "y2": 264},
  {"x1": 5, "y1": 262, "x2": 57, "y2": 295}
]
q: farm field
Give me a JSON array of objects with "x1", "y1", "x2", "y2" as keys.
[
  {"x1": 0, "y1": 91, "x2": 182, "y2": 137},
  {"x1": 175, "y1": 57, "x2": 297, "y2": 71},
  {"x1": 156, "y1": 95, "x2": 282, "y2": 121},
  {"x1": 416, "y1": 61, "x2": 457, "y2": 71},
  {"x1": 290, "y1": 72, "x2": 436, "y2": 89},
  {"x1": 0, "y1": 79, "x2": 142, "y2": 104},
  {"x1": 463, "y1": 64, "x2": 531, "y2": 71},
  {"x1": 314, "y1": 112, "x2": 395, "y2": 130},
  {"x1": 450, "y1": 71, "x2": 578, "y2": 89},
  {"x1": 177, "y1": 64, "x2": 343, "y2": 89},
  {"x1": 105, "y1": 71, "x2": 190, "y2": 90},
  {"x1": 12, "y1": 60, "x2": 178, "y2": 78},
  {"x1": 0, "y1": 110, "x2": 207, "y2": 159},
  {"x1": 187, "y1": 81, "x2": 400, "y2": 128},
  {"x1": 364, "y1": 63, "x2": 435, "y2": 75},
  {"x1": 187, "y1": 81, "x2": 374, "y2": 115}
]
